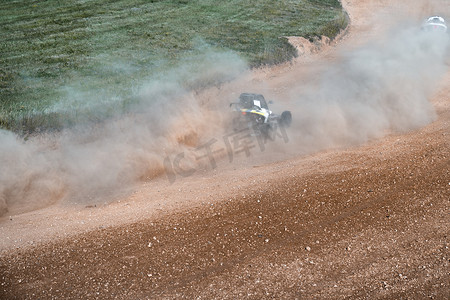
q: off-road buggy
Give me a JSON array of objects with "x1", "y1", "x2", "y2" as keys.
[{"x1": 230, "y1": 93, "x2": 292, "y2": 139}]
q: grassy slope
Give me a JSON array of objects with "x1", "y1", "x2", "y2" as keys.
[{"x1": 0, "y1": 0, "x2": 346, "y2": 133}]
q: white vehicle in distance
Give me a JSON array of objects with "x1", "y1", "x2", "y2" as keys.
[{"x1": 422, "y1": 16, "x2": 447, "y2": 33}]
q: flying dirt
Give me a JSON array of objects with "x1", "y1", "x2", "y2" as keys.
[
  {"x1": 0, "y1": 0, "x2": 449, "y2": 299},
  {"x1": 0, "y1": 49, "x2": 248, "y2": 216},
  {"x1": 1, "y1": 11, "x2": 448, "y2": 216}
]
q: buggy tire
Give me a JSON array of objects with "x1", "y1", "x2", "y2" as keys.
[{"x1": 279, "y1": 111, "x2": 292, "y2": 128}]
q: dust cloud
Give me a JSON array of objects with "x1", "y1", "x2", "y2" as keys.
[
  {"x1": 286, "y1": 24, "x2": 448, "y2": 153},
  {"x1": 0, "y1": 48, "x2": 247, "y2": 216},
  {"x1": 1, "y1": 7, "x2": 448, "y2": 217}
]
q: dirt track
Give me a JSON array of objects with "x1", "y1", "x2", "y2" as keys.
[{"x1": 1, "y1": 0, "x2": 449, "y2": 299}]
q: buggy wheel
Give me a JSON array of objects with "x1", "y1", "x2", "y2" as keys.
[{"x1": 279, "y1": 111, "x2": 292, "y2": 128}]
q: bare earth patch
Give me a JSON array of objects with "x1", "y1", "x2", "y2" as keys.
[{"x1": 0, "y1": 0, "x2": 449, "y2": 299}]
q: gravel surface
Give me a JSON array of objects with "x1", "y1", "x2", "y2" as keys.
[{"x1": 1, "y1": 0, "x2": 449, "y2": 299}]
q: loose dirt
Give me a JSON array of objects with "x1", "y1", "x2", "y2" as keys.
[{"x1": 1, "y1": 0, "x2": 449, "y2": 299}]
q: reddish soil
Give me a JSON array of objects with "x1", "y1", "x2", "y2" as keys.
[{"x1": 1, "y1": 0, "x2": 449, "y2": 299}]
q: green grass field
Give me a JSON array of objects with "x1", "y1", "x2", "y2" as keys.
[{"x1": 0, "y1": 0, "x2": 347, "y2": 134}]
